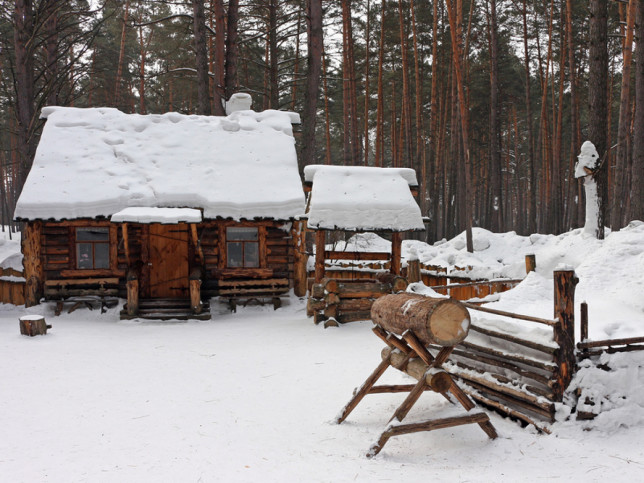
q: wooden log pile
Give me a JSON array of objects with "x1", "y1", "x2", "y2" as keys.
[
  {"x1": 308, "y1": 275, "x2": 408, "y2": 327},
  {"x1": 336, "y1": 293, "x2": 497, "y2": 457}
]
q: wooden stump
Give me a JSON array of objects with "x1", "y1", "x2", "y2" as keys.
[
  {"x1": 19, "y1": 315, "x2": 51, "y2": 336},
  {"x1": 371, "y1": 293, "x2": 471, "y2": 347}
]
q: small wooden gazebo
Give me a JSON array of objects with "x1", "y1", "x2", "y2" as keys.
[{"x1": 302, "y1": 165, "x2": 425, "y2": 325}]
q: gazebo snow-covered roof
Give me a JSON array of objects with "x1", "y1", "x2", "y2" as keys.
[
  {"x1": 15, "y1": 106, "x2": 305, "y2": 221},
  {"x1": 303, "y1": 165, "x2": 424, "y2": 232}
]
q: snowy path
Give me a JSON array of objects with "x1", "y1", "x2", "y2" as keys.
[{"x1": 1, "y1": 299, "x2": 643, "y2": 482}]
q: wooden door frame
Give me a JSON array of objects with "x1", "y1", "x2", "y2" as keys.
[{"x1": 146, "y1": 223, "x2": 190, "y2": 298}]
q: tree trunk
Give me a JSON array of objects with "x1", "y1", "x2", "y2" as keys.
[
  {"x1": 375, "y1": 0, "x2": 386, "y2": 167},
  {"x1": 212, "y1": 0, "x2": 226, "y2": 115},
  {"x1": 225, "y1": 0, "x2": 240, "y2": 100},
  {"x1": 588, "y1": 0, "x2": 609, "y2": 239},
  {"x1": 445, "y1": 0, "x2": 474, "y2": 252},
  {"x1": 411, "y1": 0, "x2": 426, "y2": 213},
  {"x1": 612, "y1": 0, "x2": 637, "y2": 228},
  {"x1": 363, "y1": 0, "x2": 371, "y2": 166},
  {"x1": 13, "y1": 0, "x2": 37, "y2": 196},
  {"x1": 398, "y1": 0, "x2": 413, "y2": 168},
  {"x1": 114, "y1": 0, "x2": 131, "y2": 108},
  {"x1": 267, "y1": 0, "x2": 279, "y2": 108},
  {"x1": 632, "y1": 0, "x2": 644, "y2": 221},
  {"x1": 44, "y1": 1, "x2": 59, "y2": 107},
  {"x1": 521, "y1": 0, "x2": 536, "y2": 234},
  {"x1": 486, "y1": 0, "x2": 503, "y2": 232},
  {"x1": 300, "y1": 0, "x2": 323, "y2": 172},
  {"x1": 341, "y1": 0, "x2": 360, "y2": 165},
  {"x1": 192, "y1": 0, "x2": 212, "y2": 115},
  {"x1": 565, "y1": 0, "x2": 581, "y2": 228}
]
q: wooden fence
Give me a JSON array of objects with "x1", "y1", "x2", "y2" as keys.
[
  {"x1": 307, "y1": 260, "x2": 521, "y2": 302},
  {"x1": 418, "y1": 270, "x2": 578, "y2": 431},
  {"x1": 0, "y1": 267, "x2": 26, "y2": 305}
]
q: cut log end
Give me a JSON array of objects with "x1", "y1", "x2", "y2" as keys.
[
  {"x1": 430, "y1": 301, "x2": 471, "y2": 346},
  {"x1": 371, "y1": 293, "x2": 471, "y2": 347}
]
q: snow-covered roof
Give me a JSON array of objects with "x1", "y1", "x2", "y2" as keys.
[
  {"x1": 304, "y1": 165, "x2": 424, "y2": 231},
  {"x1": 14, "y1": 107, "x2": 305, "y2": 221}
]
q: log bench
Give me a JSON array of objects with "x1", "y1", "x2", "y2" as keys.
[
  {"x1": 44, "y1": 278, "x2": 120, "y2": 315},
  {"x1": 217, "y1": 278, "x2": 290, "y2": 311}
]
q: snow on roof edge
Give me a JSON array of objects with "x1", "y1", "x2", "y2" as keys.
[{"x1": 303, "y1": 164, "x2": 419, "y2": 186}]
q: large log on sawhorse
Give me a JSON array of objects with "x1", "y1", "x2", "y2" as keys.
[{"x1": 336, "y1": 296, "x2": 497, "y2": 457}]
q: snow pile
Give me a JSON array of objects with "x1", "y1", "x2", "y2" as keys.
[
  {"x1": 331, "y1": 224, "x2": 643, "y2": 341},
  {"x1": 0, "y1": 230, "x2": 22, "y2": 272},
  {"x1": 14, "y1": 107, "x2": 305, "y2": 221},
  {"x1": 304, "y1": 165, "x2": 424, "y2": 231},
  {"x1": 562, "y1": 351, "x2": 644, "y2": 430}
]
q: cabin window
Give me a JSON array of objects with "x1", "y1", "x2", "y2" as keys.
[
  {"x1": 226, "y1": 227, "x2": 259, "y2": 268},
  {"x1": 76, "y1": 227, "x2": 110, "y2": 269}
]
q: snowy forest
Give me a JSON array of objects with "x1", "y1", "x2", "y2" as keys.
[{"x1": 1, "y1": 0, "x2": 643, "y2": 240}]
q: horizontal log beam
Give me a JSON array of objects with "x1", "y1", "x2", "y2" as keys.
[
  {"x1": 324, "y1": 251, "x2": 391, "y2": 261},
  {"x1": 431, "y1": 279, "x2": 523, "y2": 290},
  {"x1": 456, "y1": 378, "x2": 555, "y2": 422},
  {"x1": 446, "y1": 346, "x2": 554, "y2": 386},
  {"x1": 463, "y1": 302, "x2": 558, "y2": 327},
  {"x1": 470, "y1": 323, "x2": 557, "y2": 355},
  {"x1": 577, "y1": 336, "x2": 644, "y2": 349},
  {"x1": 460, "y1": 341, "x2": 556, "y2": 372},
  {"x1": 44, "y1": 277, "x2": 119, "y2": 287}
]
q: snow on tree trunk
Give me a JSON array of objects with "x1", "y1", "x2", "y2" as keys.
[{"x1": 575, "y1": 141, "x2": 601, "y2": 237}]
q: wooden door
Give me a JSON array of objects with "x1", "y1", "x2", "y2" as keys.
[{"x1": 148, "y1": 224, "x2": 189, "y2": 298}]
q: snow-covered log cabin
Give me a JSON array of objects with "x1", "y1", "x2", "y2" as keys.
[{"x1": 15, "y1": 105, "x2": 305, "y2": 319}]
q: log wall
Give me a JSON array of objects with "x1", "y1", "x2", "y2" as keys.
[{"x1": 31, "y1": 218, "x2": 295, "y2": 302}]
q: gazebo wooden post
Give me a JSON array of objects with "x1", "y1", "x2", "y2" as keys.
[
  {"x1": 390, "y1": 232, "x2": 402, "y2": 276},
  {"x1": 292, "y1": 219, "x2": 308, "y2": 296},
  {"x1": 314, "y1": 229, "x2": 326, "y2": 283}
]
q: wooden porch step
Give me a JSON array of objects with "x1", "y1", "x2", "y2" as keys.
[
  {"x1": 120, "y1": 298, "x2": 211, "y2": 321},
  {"x1": 120, "y1": 311, "x2": 212, "y2": 321}
]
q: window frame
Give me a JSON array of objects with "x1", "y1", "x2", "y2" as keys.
[
  {"x1": 75, "y1": 226, "x2": 111, "y2": 270},
  {"x1": 220, "y1": 223, "x2": 267, "y2": 271},
  {"x1": 226, "y1": 226, "x2": 260, "y2": 268}
]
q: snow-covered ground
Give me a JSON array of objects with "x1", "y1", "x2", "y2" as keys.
[{"x1": 1, "y1": 224, "x2": 643, "y2": 481}]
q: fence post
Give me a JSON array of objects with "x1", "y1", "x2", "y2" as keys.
[
  {"x1": 580, "y1": 302, "x2": 588, "y2": 342},
  {"x1": 553, "y1": 269, "x2": 579, "y2": 400},
  {"x1": 407, "y1": 259, "x2": 421, "y2": 283},
  {"x1": 525, "y1": 254, "x2": 536, "y2": 273}
]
